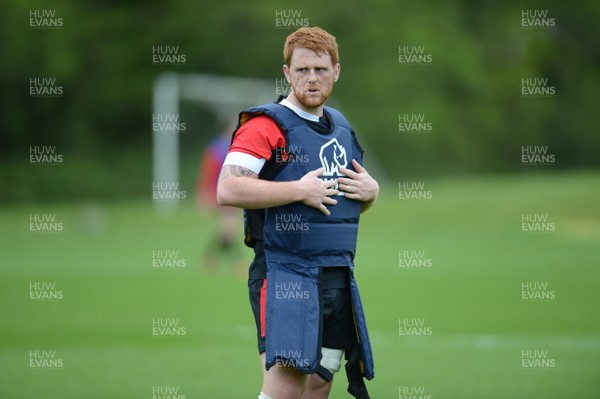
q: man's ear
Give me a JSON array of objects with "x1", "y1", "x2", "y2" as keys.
[
  {"x1": 333, "y1": 63, "x2": 340, "y2": 82},
  {"x1": 283, "y1": 64, "x2": 291, "y2": 84}
]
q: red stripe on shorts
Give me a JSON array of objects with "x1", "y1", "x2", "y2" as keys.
[{"x1": 260, "y1": 278, "x2": 267, "y2": 338}]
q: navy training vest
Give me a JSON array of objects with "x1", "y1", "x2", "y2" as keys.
[{"x1": 235, "y1": 100, "x2": 374, "y2": 381}]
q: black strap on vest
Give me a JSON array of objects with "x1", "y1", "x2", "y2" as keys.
[{"x1": 346, "y1": 345, "x2": 371, "y2": 399}]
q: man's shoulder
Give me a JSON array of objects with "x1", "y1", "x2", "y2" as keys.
[
  {"x1": 242, "y1": 114, "x2": 281, "y2": 128},
  {"x1": 231, "y1": 114, "x2": 285, "y2": 157},
  {"x1": 237, "y1": 114, "x2": 285, "y2": 138}
]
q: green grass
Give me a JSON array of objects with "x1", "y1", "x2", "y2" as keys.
[{"x1": 1, "y1": 172, "x2": 600, "y2": 398}]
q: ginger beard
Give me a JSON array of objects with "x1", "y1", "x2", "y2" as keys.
[{"x1": 290, "y1": 76, "x2": 332, "y2": 110}]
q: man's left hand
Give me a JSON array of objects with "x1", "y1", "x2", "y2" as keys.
[{"x1": 338, "y1": 159, "x2": 379, "y2": 203}]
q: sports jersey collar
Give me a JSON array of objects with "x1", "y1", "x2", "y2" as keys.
[{"x1": 279, "y1": 98, "x2": 321, "y2": 122}]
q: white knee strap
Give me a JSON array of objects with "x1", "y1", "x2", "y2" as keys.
[{"x1": 320, "y1": 347, "x2": 344, "y2": 374}]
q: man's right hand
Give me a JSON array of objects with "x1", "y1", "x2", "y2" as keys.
[{"x1": 296, "y1": 167, "x2": 339, "y2": 216}]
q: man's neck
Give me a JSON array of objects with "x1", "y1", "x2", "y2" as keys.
[
  {"x1": 284, "y1": 94, "x2": 324, "y2": 118},
  {"x1": 280, "y1": 98, "x2": 321, "y2": 122}
]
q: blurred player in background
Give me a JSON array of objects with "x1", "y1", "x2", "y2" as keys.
[{"x1": 196, "y1": 118, "x2": 245, "y2": 275}]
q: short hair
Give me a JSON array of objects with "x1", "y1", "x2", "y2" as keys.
[{"x1": 283, "y1": 27, "x2": 339, "y2": 66}]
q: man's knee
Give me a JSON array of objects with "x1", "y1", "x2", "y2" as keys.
[
  {"x1": 303, "y1": 374, "x2": 333, "y2": 399},
  {"x1": 262, "y1": 363, "x2": 307, "y2": 399}
]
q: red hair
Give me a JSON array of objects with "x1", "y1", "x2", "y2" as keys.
[{"x1": 283, "y1": 27, "x2": 339, "y2": 66}]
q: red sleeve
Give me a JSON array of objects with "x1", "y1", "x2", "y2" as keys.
[{"x1": 228, "y1": 115, "x2": 285, "y2": 160}]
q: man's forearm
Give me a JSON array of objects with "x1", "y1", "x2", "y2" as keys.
[
  {"x1": 217, "y1": 175, "x2": 302, "y2": 209},
  {"x1": 217, "y1": 164, "x2": 341, "y2": 216}
]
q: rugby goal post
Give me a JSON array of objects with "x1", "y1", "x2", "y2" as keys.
[{"x1": 152, "y1": 72, "x2": 275, "y2": 215}]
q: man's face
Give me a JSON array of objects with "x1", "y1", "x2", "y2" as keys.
[{"x1": 283, "y1": 47, "x2": 340, "y2": 111}]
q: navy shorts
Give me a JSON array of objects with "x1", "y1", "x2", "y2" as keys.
[{"x1": 248, "y1": 266, "x2": 357, "y2": 354}]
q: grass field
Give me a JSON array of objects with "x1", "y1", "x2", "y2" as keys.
[{"x1": 1, "y1": 172, "x2": 599, "y2": 398}]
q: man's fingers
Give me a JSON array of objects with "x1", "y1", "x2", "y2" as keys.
[
  {"x1": 322, "y1": 179, "x2": 338, "y2": 189},
  {"x1": 339, "y1": 160, "x2": 366, "y2": 178},
  {"x1": 338, "y1": 177, "x2": 356, "y2": 186},
  {"x1": 338, "y1": 177, "x2": 362, "y2": 193},
  {"x1": 323, "y1": 196, "x2": 338, "y2": 205},
  {"x1": 319, "y1": 204, "x2": 331, "y2": 216},
  {"x1": 311, "y1": 167, "x2": 324, "y2": 176},
  {"x1": 338, "y1": 183, "x2": 358, "y2": 193},
  {"x1": 344, "y1": 193, "x2": 361, "y2": 200},
  {"x1": 338, "y1": 167, "x2": 359, "y2": 179},
  {"x1": 352, "y1": 159, "x2": 366, "y2": 173},
  {"x1": 326, "y1": 189, "x2": 340, "y2": 197}
]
